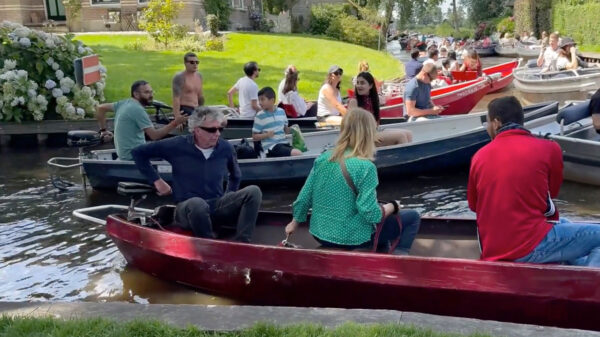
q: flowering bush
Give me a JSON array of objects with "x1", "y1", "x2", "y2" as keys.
[{"x1": 0, "y1": 21, "x2": 107, "y2": 122}]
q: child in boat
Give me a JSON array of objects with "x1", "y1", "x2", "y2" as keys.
[
  {"x1": 252, "y1": 87, "x2": 302, "y2": 158},
  {"x1": 285, "y1": 108, "x2": 421, "y2": 254}
]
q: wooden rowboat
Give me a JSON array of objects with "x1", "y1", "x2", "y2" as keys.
[
  {"x1": 494, "y1": 44, "x2": 518, "y2": 58},
  {"x1": 59, "y1": 101, "x2": 558, "y2": 190},
  {"x1": 72, "y1": 206, "x2": 600, "y2": 331},
  {"x1": 381, "y1": 59, "x2": 520, "y2": 118}
]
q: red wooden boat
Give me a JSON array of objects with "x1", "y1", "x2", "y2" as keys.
[
  {"x1": 381, "y1": 59, "x2": 520, "y2": 118},
  {"x1": 76, "y1": 205, "x2": 600, "y2": 332}
]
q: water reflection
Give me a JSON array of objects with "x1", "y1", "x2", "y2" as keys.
[{"x1": 0, "y1": 47, "x2": 598, "y2": 304}]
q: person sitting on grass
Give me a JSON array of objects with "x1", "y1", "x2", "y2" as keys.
[{"x1": 252, "y1": 87, "x2": 302, "y2": 158}]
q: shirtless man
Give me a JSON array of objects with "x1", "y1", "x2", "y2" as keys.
[{"x1": 172, "y1": 52, "x2": 204, "y2": 118}]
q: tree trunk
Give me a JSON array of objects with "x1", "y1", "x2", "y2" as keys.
[{"x1": 452, "y1": 0, "x2": 458, "y2": 33}]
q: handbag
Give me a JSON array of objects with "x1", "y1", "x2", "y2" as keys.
[
  {"x1": 234, "y1": 138, "x2": 258, "y2": 159},
  {"x1": 339, "y1": 158, "x2": 402, "y2": 254}
]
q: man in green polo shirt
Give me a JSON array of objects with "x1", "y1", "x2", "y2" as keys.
[{"x1": 96, "y1": 80, "x2": 188, "y2": 160}]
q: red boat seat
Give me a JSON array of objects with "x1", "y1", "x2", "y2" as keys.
[
  {"x1": 451, "y1": 71, "x2": 478, "y2": 82},
  {"x1": 278, "y1": 102, "x2": 299, "y2": 118},
  {"x1": 347, "y1": 89, "x2": 355, "y2": 98}
]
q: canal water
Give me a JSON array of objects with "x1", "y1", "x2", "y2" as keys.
[{"x1": 1, "y1": 43, "x2": 599, "y2": 305}]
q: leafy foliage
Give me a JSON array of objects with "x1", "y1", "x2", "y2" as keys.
[
  {"x1": 461, "y1": 0, "x2": 509, "y2": 25},
  {"x1": 263, "y1": 0, "x2": 299, "y2": 14},
  {"x1": 204, "y1": 0, "x2": 231, "y2": 31},
  {"x1": 552, "y1": 0, "x2": 600, "y2": 46},
  {"x1": 206, "y1": 14, "x2": 219, "y2": 36},
  {"x1": 496, "y1": 16, "x2": 515, "y2": 34},
  {"x1": 138, "y1": 0, "x2": 186, "y2": 48},
  {"x1": 308, "y1": 3, "x2": 352, "y2": 35},
  {"x1": 0, "y1": 22, "x2": 106, "y2": 122}
]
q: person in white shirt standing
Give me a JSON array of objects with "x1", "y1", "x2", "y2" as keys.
[
  {"x1": 227, "y1": 61, "x2": 261, "y2": 118},
  {"x1": 537, "y1": 32, "x2": 560, "y2": 72}
]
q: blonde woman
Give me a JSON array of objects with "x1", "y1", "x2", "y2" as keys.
[
  {"x1": 317, "y1": 65, "x2": 346, "y2": 125},
  {"x1": 285, "y1": 108, "x2": 420, "y2": 253}
]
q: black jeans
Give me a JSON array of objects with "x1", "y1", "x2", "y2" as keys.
[
  {"x1": 174, "y1": 185, "x2": 262, "y2": 242},
  {"x1": 314, "y1": 209, "x2": 421, "y2": 253}
]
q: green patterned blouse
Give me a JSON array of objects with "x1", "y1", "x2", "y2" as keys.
[{"x1": 292, "y1": 151, "x2": 383, "y2": 245}]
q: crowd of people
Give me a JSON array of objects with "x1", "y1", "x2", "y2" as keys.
[{"x1": 93, "y1": 48, "x2": 600, "y2": 268}]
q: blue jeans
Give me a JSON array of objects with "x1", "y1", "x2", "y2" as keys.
[
  {"x1": 515, "y1": 218, "x2": 600, "y2": 267},
  {"x1": 315, "y1": 209, "x2": 421, "y2": 254}
]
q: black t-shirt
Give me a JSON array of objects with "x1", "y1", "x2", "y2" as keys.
[{"x1": 589, "y1": 89, "x2": 600, "y2": 115}]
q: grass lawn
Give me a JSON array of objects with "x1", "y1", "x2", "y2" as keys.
[
  {"x1": 579, "y1": 45, "x2": 600, "y2": 54},
  {"x1": 0, "y1": 317, "x2": 494, "y2": 337},
  {"x1": 74, "y1": 33, "x2": 404, "y2": 106}
]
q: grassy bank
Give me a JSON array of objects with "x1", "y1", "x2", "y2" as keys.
[
  {"x1": 579, "y1": 45, "x2": 600, "y2": 54},
  {"x1": 75, "y1": 33, "x2": 403, "y2": 106},
  {"x1": 0, "y1": 317, "x2": 494, "y2": 337}
]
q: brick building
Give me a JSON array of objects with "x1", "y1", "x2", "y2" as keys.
[{"x1": 0, "y1": 0, "x2": 341, "y2": 32}]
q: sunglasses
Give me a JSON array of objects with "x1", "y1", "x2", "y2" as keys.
[
  {"x1": 334, "y1": 71, "x2": 343, "y2": 76},
  {"x1": 187, "y1": 60, "x2": 199, "y2": 65},
  {"x1": 199, "y1": 126, "x2": 224, "y2": 133}
]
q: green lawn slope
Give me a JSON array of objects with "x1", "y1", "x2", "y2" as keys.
[{"x1": 75, "y1": 33, "x2": 404, "y2": 106}]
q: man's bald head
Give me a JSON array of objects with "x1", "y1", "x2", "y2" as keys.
[{"x1": 419, "y1": 63, "x2": 438, "y2": 81}]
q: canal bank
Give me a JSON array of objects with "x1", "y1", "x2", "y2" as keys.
[{"x1": 0, "y1": 301, "x2": 598, "y2": 337}]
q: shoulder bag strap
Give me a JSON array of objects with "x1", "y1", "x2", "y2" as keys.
[{"x1": 339, "y1": 158, "x2": 358, "y2": 196}]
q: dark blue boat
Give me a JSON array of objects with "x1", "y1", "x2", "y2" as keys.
[{"x1": 62, "y1": 102, "x2": 560, "y2": 190}]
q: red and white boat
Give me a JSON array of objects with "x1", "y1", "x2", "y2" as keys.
[
  {"x1": 381, "y1": 59, "x2": 520, "y2": 119},
  {"x1": 73, "y1": 206, "x2": 600, "y2": 332}
]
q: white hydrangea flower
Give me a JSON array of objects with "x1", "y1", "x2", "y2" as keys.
[
  {"x1": 45, "y1": 39, "x2": 55, "y2": 48},
  {"x1": 99, "y1": 65, "x2": 107, "y2": 74},
  {"x1": 78, "y1": 46, "x2": 85, "y2": 54},
  {"x1": 76, "y1": 108, "x2": 85, "y2": 117},
  {"x1": 28, "y1": 81, "x2": 38, "y2": 90},
  {"x1": 0, "y1": 100, "x2": 3, "y2": 109},
  {"x1": 82, "y1": 86, "x2": 92, "y2": 95},
  {"x1": 36, "y1": 95, "x2": 47, "y2": 105},
  {"x1": 55, "y1": 70, "x2": 64, "y2": 80},
  {"x1": 56, "y1": 96, "x2": 68, "y2": 105},
  {"x1": 51, "y1": 62, "x2": 60, "y2": 70},
  {"x1": 46, "y1": 57, "x2": 54, "y2": 66},
  {"x1": 27, "y1": 89, "x2": 36, "y2": 97},
  {"x1": 52, "y1": 88, "x2": 63, "y2": 98},
  {"x1": 4, "y1": 59, "x2": 17, "y2": 70},
  {"x1": 13, "y1": 27, "x2": 30, "y2": 38},
  {"x1": 95, "y1": 82, "x2": 105, "y2": 90},
  {"x1": 60, "y1": 86, "x2": 71, "y2": 94},
  {"x1": 65, "y1": 104, "x2": 76, "y2": 115},
  {"x1": 18, "y1": 96, "x2": 25, "y2": 105},
  {"x1": 11, "y1": 97, "x2": 20, "y2": 106},
  {"x1": 16, "y1": 70, "x2": 27, "y2": 78},
  {"x1": 19, "y1": 37, "x2": 31, "y2": 47},
  {"x1": 60, "y1": 77, "x2": 75, "y2": 89},
  {"x1": 45, "y1": 79, "x2": 57, "y2": 89},
  {"x1": 32, "y1": 110, "x2": 44, "y2": 121}
]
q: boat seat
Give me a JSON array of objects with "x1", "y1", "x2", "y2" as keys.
[
  {"x1": 451, "y1": 71, "x2": 477, "y2": 82},
  {"x1": 117, "y1": 182, "x2": 155, "y2": 197},
  {"x1": 67, "y1": 130, "x2": 101, "y2": 148}
]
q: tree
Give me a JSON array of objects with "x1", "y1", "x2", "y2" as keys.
[
  {"x1": 204, "y1": 0, "x2": 231, "y2": 30},
  {"x1": 139, "y1": 0, "x2": 186, "y2": 48},
  {"x1": 263, "y1": 0, "x2": 299, "y2": 14},
  {"x1": 461, "y1": 0, "x2": 506, "y2": 25}
]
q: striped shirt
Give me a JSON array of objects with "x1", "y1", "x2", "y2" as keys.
[{"x1": 252, "y1": 107, "x2": 289, "y2": 150}]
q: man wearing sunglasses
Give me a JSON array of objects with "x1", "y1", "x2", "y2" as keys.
[
  {"x1": 132, "y1": 106, "x2": 261, "y2": 243},
  {"x1": 403, "y1": 63, "x2": 445, "y2": 121},
  {"x1": 172, "y1": 52, "x2": 204, "y2": 119},
  {"x1": 227, "y1": 61, "x2": 261, "y2": 118}
]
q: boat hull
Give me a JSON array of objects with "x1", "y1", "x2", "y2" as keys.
[
  {"x1": 550, "y1": 126, "x2": 600, "y2": 186},
  {"x1": 105, "y1": 212, "x2": 600, "y2": 331},
  {"x1": 381, "y1": 60, "x2": 520, "y2": 117},
  {"x1": 494, "y1": 45, "x2": 518, "y2": 58},
  {"x1": 474, "y1": 45, "x2": 497, "y2": 57},
  {"x1": 81, "y1": 102, "x2": 559, "y2": 190}
]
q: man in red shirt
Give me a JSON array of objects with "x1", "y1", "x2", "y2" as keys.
[{"x1": 468, "y1": 96, "x2": 600, "y2": 267}]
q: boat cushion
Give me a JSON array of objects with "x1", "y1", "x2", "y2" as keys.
[
  {"x1": 67, "y1": 130, "x2": 101, "y2": 148},
  {"x1": 556, "y1": 100, "x2": 591, "y2": 125},
  {"x1": 117, "y1": 182, "x2": 155, "y2": 197}
]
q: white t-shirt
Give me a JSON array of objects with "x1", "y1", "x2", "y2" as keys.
[
  {"x1": 317, "y1": 83, "x2": 342, "y2": 117},
  {"x1": 423, "y1": 58, "x2": 436, "y2": 66},
  {"x1": 556, "y1": 56, "x2": 569, "y2": 71},
  {"x1": 541, "y1": 47, "x2": 559, "y2": 70},
  {"x1": 282, "y1": 90, "x2": 307, "y2": 117},
  {"x1": 234, "y1": 76, "x2": 259, "y2": 117},
  {"x1": 277, "y1": 78, "x2": 285, "y2": 103},
  {"x1": 195, "y1": 145, "x2": 214, "y2": 159}
]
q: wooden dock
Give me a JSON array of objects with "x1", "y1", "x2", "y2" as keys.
[{"x1": 0, "y1": 118, "x2": 114, "y2": 147}]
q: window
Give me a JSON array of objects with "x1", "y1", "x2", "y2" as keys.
[
  {"x1": 231, "y1": 0, "x2": 245, "y2": 9},
  {"x1": 138, "y1": 0, "x2": 149, "y2": 3},
  {"x1": 91, "y1": 0, "x2": 120, "y2": 5}
]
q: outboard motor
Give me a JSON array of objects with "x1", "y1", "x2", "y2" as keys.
[{"x1": 66, "y1": 130, "x2": 102, "y2": 147}]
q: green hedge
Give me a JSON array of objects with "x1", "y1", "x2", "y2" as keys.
[
  {"x1": 552, "y1": 0, "x2": 600, "y2": 45},
  {"x1": 309, "y1": 4, "x2": 379, "y2": 49}
]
